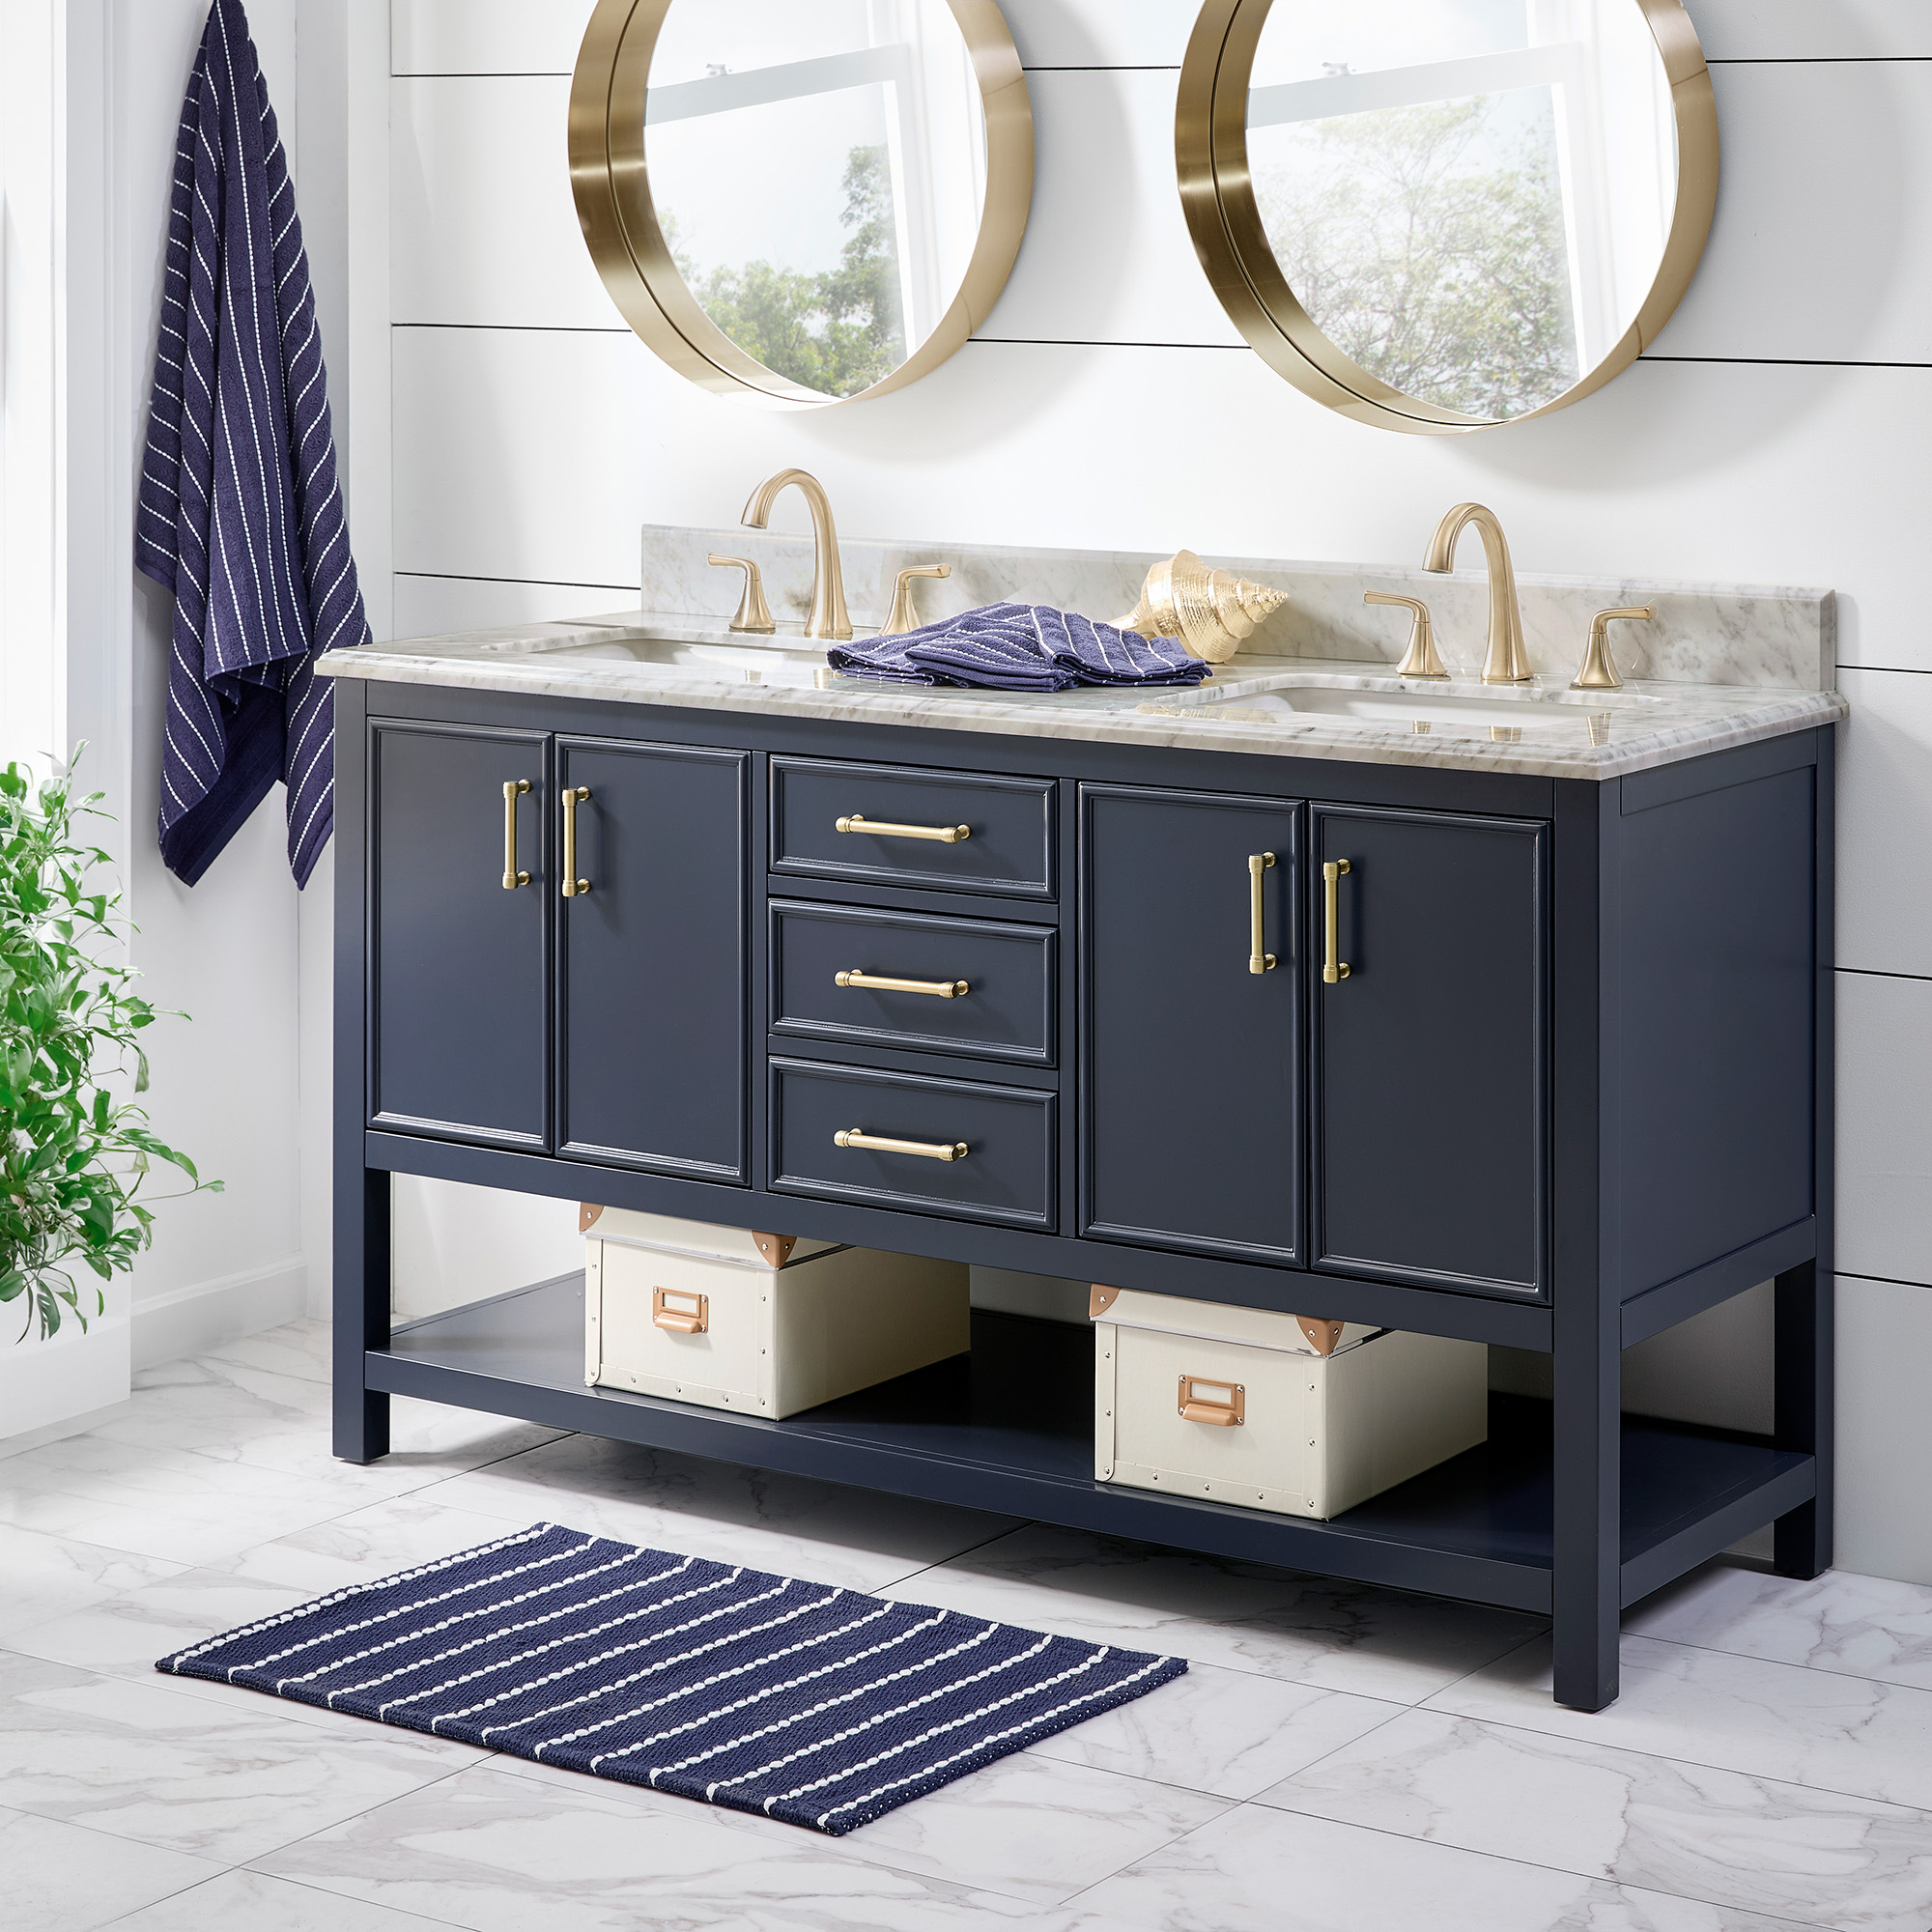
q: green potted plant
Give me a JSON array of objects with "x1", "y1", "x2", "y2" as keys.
[{"x1": 0, "y1": 755, "x2": 216, "y2": 1343}]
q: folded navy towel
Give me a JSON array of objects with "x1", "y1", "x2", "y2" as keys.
[{"x1": 829, "y1": 603, "x2": 1210, "y2": 692}]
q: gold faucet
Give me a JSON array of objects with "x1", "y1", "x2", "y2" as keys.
[
  {"x1": 881, "y1": 564, "x2": 951, "y2": 637},
  {"x1": 1572, "y1": 606, "x2": 1654, "y2": 691},
  {"x1": 742, "y1": 469, "x2": 852, "y2": 641},
  {"x1": 1423, "y1": 502, "x2": 1533, "y2": 684}
]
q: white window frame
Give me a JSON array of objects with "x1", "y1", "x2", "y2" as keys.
[
  {"x1": 0, "y1": 0, "x2": 64, "y2": 776},
  {"x1": 0, "y1": 0, "x2": 119, "y2": 805}
]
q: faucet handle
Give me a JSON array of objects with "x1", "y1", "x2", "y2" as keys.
[
  {"x1": 1364, "y1": 591, "x2": 1449, "y2": 680},
  {"x1": 708, "y1": 554, "x2": 777, "y2": 636},
  {"x1": 880, "y1": 564, "x2": 952, "y2": 638},
  {"x1": 1573, "y1": 606, "x2": 1654, "y2": 691}
]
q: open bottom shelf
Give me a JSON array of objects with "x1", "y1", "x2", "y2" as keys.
[{"x1": 368, "y1": 1274, "x2": 1815, "y2": 1616}]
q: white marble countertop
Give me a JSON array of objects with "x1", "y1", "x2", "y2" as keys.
[{"x1": 317, "y1": 610, "x2": 1848, "y2": 781}]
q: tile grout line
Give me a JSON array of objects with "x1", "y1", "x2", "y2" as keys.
[
  {"x1": 230, "y1": 1865, "x2": 469, "y2": 1932},
  {"x1": 228, "y1": 1758, "x2": 485, "y2": 1930},
  {"x1": 1213, "y1": 1696, "x2": 1417, "y2": 1794},
  {"x1": 0, "y1": 1754, "x2": 245, "y2": 1902},
  {"x1": 1398, "y1": 1623, "x2": 1552, "y2": 1713},
  {"x1": 1412, "y1": 1646, "x2": 1932, "y2": 1819},
  {"x1": 1273, "y1": 1690, "x2": 1932, "y2": 1822},
  {"x1": 1, "y1": 1441, "x2": 519, "y2": 1576},
  {"x1": 479, "y1": 1745, "x2": 1228, "y2": 1912},
  {"x1": 0, "y1": 1407, "x2": 572, "y2": 1655},
  {"x1": 867, "y1": 1518, "x2": 1039, "y2": 1597},
  {"x1": 1611, "y1": 1623, "x2": 1932, "y2": 1705},
  {"x1": 1048, "y1": 1788, "x2": 1845, "y2": 1932},
  {"x1": 1238, "y1": 1786, "x2": 1842, "y2": 1932},
  {"x1": 91, "y1": 1869, "x2": 241, "y2": 1932}
]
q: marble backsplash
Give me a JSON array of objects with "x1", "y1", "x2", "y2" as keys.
[{"x1": 642, "y1": 524, "x2": 1836, "y2": 692}]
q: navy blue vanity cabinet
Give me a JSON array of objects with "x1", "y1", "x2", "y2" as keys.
[
  {"x1": 336, "y1": 676, "x2": 1834, "y2": 1723},
  {"x1": 367, "y1": 721, "x2": 551, "y2": 1150},
  {"x1": 1080, "y1": 783, "x2": 1303, "y2": 1265},
  {"x1": 1312, "y1": 805, "x2": 1549, "y2": 1299},
  {"x1": 555, "y1": 738, "x2": 750, "y2": 1182}
]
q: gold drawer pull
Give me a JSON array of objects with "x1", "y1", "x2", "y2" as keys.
[
  {"x1": 835, "y1": 813, "x2": 971, "y2": 844},
  {"x1": 502, "y1": 780, "x2": 531, "y2": 890},
  {"x1": 1248, "y1": 852, "x2": 1276, "y2": 975},
  {"x1": 1179, "y1": 1375, "x2": 1245, "y2": 1427},
  {"x1": 561, "y1": 785, "x2": 591, "y2": 898},
  {"x1": 836, "y1": 969, "x2": 970, "y2": 1000},
  {"x1": 1322, "y1": 858, "x2": 1352, "y2": 984},
  {"x1": 835, "y1": 1127, "x2": 970, "y2": 1163},
  {"x1": 652, "y1": 1286, "x2": 708, "y2": 1335}
]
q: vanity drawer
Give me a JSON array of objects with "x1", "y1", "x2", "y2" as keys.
[
  {"x1": 771, "y1": 757, "x2": 1055, "y2": 899},
  {"x1": 770, "y1": 1058, "x2": 1055, "y2": 1231},
  {"x1": 770, "y1": 900, "x2": 1055, "y2": 1065}
]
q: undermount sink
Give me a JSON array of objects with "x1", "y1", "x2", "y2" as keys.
[
  {"x1": 1151, "y1": 676, "x2": 1666, "y2": 743},
  {"x1": 477, "y1": 629, "x2": 847, "y2": 689}
]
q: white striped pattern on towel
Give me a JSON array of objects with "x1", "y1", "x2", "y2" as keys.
[{"x1": 136, "y1": 0, "x2": 369, "y2": 889}]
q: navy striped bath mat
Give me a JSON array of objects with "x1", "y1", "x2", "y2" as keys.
[{"x1": 156, "y1": 1521, "x2": 1186, "y2": 1834}]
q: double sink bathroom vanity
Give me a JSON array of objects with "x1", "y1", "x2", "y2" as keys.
[{"x1": 327, "y1": 516, "x2": 1844, "y2": 1714}]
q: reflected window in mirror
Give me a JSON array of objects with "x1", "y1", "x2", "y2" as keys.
[
  {"x1": 572, "y1": 0, "x2": 1032, "y2": 407},
  {"x1": 1179, "y1": 0, "x2": 1717, "y2": 433},
  {"x1": 646, "y1": 1, "x2": 988, "y2": 399}
]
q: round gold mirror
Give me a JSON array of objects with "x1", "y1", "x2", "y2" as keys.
[
  {"x1": 570, "y1": 0, "x2": 1033, "y2": 407},
  {"x1": 1179, "y1": 0, "x2": 1718, "y2": 434}
]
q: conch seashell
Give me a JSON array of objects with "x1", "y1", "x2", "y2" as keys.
[{"x1": 1114, "y1": 551, "x2": 1287, "y2": 664}]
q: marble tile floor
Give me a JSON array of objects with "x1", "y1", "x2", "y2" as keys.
[{"x1": 0, "y1": 1318, "x2": 1929, "y2": 1932}]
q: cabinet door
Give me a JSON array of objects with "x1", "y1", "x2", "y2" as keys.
[
  {"x1": 1081, "y1": 783, "x2": 1302, "y2": 1264},
  {"x1": 1312, "y1": 805, "x2": 1548, "y2": 1297},
  {"x1": 556, "y1": 737, "x2": 749, "y2": 1182},
  {"x1": 368, "y1": 721, "x2": 550, "y2": 1149}
]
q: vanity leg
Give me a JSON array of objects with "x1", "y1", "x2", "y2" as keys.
[
  {"x1": 333, "y1": 1165, "x2": 392, "y2": 1464},
  {"x1": 1773, "y1": 1259, "x2": 1833, "y2": 1578},
  {"x1": 1775, "y1": 735, "x2": 1834, "y2": 1579},
  {"x1": 1551, "y1": 1287, "x2": 1621, "y2": 1711}
]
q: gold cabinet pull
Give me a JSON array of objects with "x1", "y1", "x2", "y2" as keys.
[
  {"x1": 1322, "y1": 859, "x2": 1352, "y2": 984},
  {"x1": 1248, "y1": 852, "x2": 1277, "y2": 975},
  {"x1": 835, "y1": 813, "x2": 970, "y2": 844},
  {"x1": 561, "y1": 785, "x2": 591, "y2": 898},
  {"x1": 835, "y1": 969, "x2": 970, "y2": 1000},
  {"x1": 1178, "y1": 1375, "x2": 1245, "y2": 1427},
  {"x1": 651, "y1": 1285, "x2": 708, "y2": 1335},
  {"x1": 502, "y1": 780, "x2": 531, "y2": 889},
  {"x1": 835, "y1": 1127, "x2": 970, "y2": 1163}
]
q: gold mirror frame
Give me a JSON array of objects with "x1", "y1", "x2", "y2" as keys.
[
  {"x1": 1176, "y1": 0, "x2": 1719, "y2": 435},
  {"x1": 569, "y1": 0, "x2": 1035, "y2": 409}
]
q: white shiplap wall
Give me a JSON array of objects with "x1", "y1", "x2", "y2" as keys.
[{"x1": 383, "y1": 0, "x2": 1932, "y2": 1582}]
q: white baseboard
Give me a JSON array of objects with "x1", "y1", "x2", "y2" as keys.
[
  {"x1": 131, "y1": 1256, "x2": 309, "y2": 1370},
  {"x1": 0, "y1": 1306, "x2": 131, "y2": 1449},
  {"x1": 0, "y1": 1398, "x2": 135, "y2": 1462}
]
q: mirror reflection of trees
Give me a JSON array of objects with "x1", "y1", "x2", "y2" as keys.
[
  {"x1": 1256, "y1": 97, "x2": 1581, "y2": 418},
  {"x1": 668, "y1": 146, "x2": 908, "y2": 399}
]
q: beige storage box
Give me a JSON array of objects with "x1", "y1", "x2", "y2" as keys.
[
  {"x1": 582, "y1": 1206, "x2": 969, "y2": 1419},
  {"x1": 1092, "y1": 1286, "x2": 1488, "y2": 1520}
]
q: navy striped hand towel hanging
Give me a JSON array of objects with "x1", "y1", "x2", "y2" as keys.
[{"x1": 136, "y1": 0, "x2": 369, "y2": 889}]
